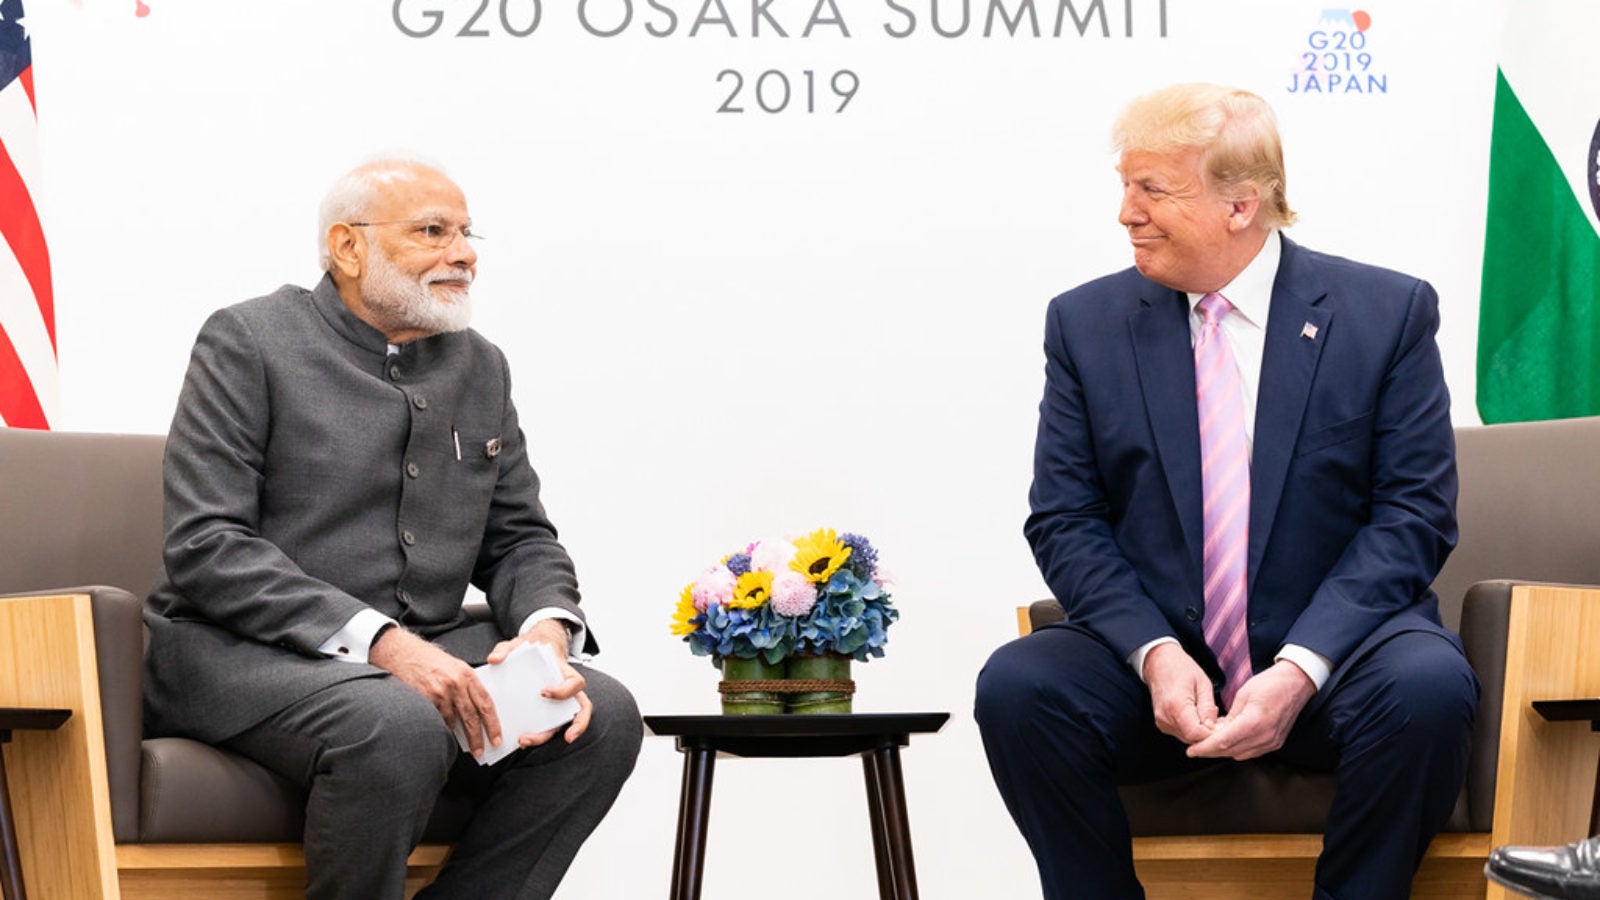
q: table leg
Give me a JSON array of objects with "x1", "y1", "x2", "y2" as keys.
[
  {"x1": 1591, "y1": 741, "x2": 1600, "y2": 838},
  {"x1": 866, "y1": 743, "x2": 918, "y2": 900},
  {"x1": 0, "y1": 738, "x2": 26, "y2": 900},
  {"x1": 670, "y1": 742, "x2": 716, "y2": 900},
  {"x1": 861, "y1": 753, "x2": 895, "y2": 900}
]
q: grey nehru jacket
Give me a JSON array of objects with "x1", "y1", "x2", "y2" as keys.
[{"x1": 144, "y1": 274, "x2": 595, "y2": 744}]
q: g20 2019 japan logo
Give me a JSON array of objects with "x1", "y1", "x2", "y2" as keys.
[{"x1": 1288, "y1": 8, "x2": 1388, "y2": 95}]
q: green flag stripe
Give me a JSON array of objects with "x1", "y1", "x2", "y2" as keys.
[{"x1": 1478, "y1": 68, "x2": 1600, "y2": 424}]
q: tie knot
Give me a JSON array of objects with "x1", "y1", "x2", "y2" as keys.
[{"x1": 1198, "y1": 292, "x2": 1232, "y2": 326}]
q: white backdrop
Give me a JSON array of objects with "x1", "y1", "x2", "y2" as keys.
[{"x1": 26, "y1": 0, "x2": 1506, "y2": 896}]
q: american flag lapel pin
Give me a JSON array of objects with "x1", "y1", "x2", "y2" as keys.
[{"x1": 1300, "y1": 322, "x2": 1319, "y2": 341}]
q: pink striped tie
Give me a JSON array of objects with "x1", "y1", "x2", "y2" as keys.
[{"x1": 1195, "y1": 292, "x2": 1252, "y2": 711}]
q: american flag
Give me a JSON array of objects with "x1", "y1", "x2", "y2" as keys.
[{"x1": 0, "y1": 0, "x2": 55, "y2": 429}]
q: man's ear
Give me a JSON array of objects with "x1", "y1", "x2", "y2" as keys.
[
  {"x1": 1225, "y1": 187, "x2": 1263, "y2": 234},
  {"x1": 327, "y1": 224, "x2": 364, "y2": 279}
]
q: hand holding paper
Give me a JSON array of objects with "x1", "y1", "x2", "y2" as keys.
[{"x1": 453, "y1": 642, "x2": 581, "y2": 766}]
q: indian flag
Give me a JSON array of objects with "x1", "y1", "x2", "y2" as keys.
[{"x1": 1477, "y1": 2, "x2": 1600, "y2": 424}]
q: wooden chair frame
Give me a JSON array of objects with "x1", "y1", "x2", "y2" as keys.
[{"x1": 0, "y1": 593, "x2": 448, "y2": 899}]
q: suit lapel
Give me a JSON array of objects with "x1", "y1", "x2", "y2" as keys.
[
  {"x1": 1249, "y1": 239, "x2": 1331, "y2": 585},
  {"x1": 1129, "y1": 287, "x2": 1204, "y2": 574}
]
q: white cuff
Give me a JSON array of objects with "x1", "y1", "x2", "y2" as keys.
[
  {"x1": 518, "y1": 608, "x2": 589, "y2": 662},
  {"x1": 1128, "y1": 636, "x2": 1180, "y2": 684},
  {"x1": 317, "y1": 609, "x2": 397, "y2": 664},
  {"x1": 1274, "y1": 644, "x2": 1332, "y2": 690}
]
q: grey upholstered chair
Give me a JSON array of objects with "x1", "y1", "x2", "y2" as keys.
[
  {"x1": 0, "y1": 428, "x2": 470, "y2": 897},
  {"x1": 1018, "y1": 415, "x2": 1600, "y2": 896}
]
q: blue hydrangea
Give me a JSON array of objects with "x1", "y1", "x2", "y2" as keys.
[{"x1": 725, "y1": 553, "x2": 753, "y2": 576}]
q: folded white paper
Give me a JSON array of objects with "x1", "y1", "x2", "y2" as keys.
[{"x1": 453, "y1": 642, "x2": 580, "y2": 766}]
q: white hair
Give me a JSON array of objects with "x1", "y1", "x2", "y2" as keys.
[{"x1": 316, "y1": 152, "x2": 447, "y2": 271}]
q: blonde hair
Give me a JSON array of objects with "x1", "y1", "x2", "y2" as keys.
[{"x1": 1112, "y1": 84, "x2": 1297, "y2": 229}]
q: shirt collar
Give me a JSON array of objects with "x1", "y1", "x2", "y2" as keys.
[
  {"x1": 311, "y1": 271, "x2": 391, "y2": 356},
  {"x1": 1187, "y1": 229, "x2": 1281, "y2": 328}
]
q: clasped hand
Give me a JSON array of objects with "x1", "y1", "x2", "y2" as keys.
[
  {"x1": 1143, "y1": 643, "x2": 1315, "y2": 761},
  {"x1": 369, "y1": 620, "x2": 592, "y2": 759}
]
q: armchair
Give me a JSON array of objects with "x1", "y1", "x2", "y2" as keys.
[
  {"x1": 0, "y1": 429, "x2": 465, "y2": 898},
  {"x1": 1018, "y1": 415, "x2": 1600, "y2": 899}
]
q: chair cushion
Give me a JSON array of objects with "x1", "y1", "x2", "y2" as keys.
[
  {"x1": 1120, "y1": 758, "x2": 1472, "y2": 836},
  {"x1": 138, "y1": 737, "x2": 475, "y2": 843},
  {"x1": 1121, "y1": 760, "x2": 1336, "y2": 835}
]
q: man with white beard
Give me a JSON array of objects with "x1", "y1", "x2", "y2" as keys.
[{"x1": 143, "y1": 157, "x2": 640, "y2": 899}]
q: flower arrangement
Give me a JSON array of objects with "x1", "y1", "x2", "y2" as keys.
[{"x1": 672, "y1": 528, "x2": 898, "y2": 666}]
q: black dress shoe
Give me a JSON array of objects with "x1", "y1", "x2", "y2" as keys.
[{"x1": 1487, "y1": 835, "x2": 1600, "y2": 899}]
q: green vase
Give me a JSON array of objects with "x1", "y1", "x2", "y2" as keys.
[
  {"x1": 719, "y1": 656, "x2": 786, "y2": 715},
  {"x1": 784, "y1": 653, "x2": 853, "y2": 714}
]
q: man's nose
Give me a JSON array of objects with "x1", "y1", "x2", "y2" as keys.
[
  {"x1": 1119, "y1": 190, "x2": 1146, "y2": 227},
  {"x1": 445, "y1": 230, "x2": 477, "y2": 267}
]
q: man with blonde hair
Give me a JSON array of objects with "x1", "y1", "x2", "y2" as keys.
[
  {"x1": 144, "y1": 157, "x2": 641, "y2": 899},
  {"x1": 976, "y1": 84, "x2": 1476, "y2": 899}
]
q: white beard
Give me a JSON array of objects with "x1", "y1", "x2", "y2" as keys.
[{"x1": 361, "y1": 247, "x2": 473, "y2": 336}]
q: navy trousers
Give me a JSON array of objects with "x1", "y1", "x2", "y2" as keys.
[{"x1": 974, "y1": 624, "x2": 1477, "y2": 900}]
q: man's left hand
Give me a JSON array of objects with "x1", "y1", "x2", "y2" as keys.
[
  {"x1": 1185, "y1": 661, "x2": 1316, "y2": 761},
  {"x1": 487, "y1": 619, "x2": 592, "y2": 747}
]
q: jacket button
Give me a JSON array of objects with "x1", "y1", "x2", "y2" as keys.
[
  {"x1": 406, "y1": 462, "x2": 420, "y2": 478},
  {"x1": 388, "y1": 365, "x2": 401, "y2": 381},
  {"x1": 1184, "y1": 606, "x2": 1200, "y2": 622},
  {"x1": 413, "y1": 395, "x2": 428, "y2": 410},
  {"x1": 401, "y1": 530, "x2": 416, "y2": 546}
]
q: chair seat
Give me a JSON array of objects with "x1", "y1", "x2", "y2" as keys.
[
  {"x1": 1121, "y1": 760, "x2": 1335, "y2": 836},
  {"x1": 137, "y1": 738, "x2": 475, "y2": 844},
  {"x1": 1028, "y1": 600, "x2": 1476, "y2": 837},
  {"x1": 1120, "y1": 743, "x2": 1472, "y2": 837}
]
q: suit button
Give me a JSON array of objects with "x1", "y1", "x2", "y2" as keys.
[
  {"x1": 1184, "y1": 606, "x2": 1200, "y2": 622},
  {"x1": 388, "y1": 365, "x2": 401, "y2": 381},
  {"x1": 406, "y1": 462, "x2": 420, "y2": 478},
  {"x1": 413, "y1": 395, "x2": 428, "y2": 410},
  {"x1": 401, "y1": 530, "x2": 417, "y2": 546}
]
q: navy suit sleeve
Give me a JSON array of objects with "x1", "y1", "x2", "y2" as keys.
[
  {"x1": 1282, "y1": 279, "x2": 1458, "y2": 665},
  {"x1": 1025, "y1": 297, "x2": 1176, "y2": 662}
]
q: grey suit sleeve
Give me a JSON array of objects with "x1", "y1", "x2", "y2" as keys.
[
  {"x1": 472, "y1": 350, "x2": 595, "y2": 654},
  {"x1": 161, "y1": 308, "x2": 372, "y2": 653}
]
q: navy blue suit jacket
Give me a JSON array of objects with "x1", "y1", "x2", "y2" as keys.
[{"x1": 1025, "y1": 237, "x2": 1459, "y2": 695}]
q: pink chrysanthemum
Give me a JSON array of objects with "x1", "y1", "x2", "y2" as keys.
[
  {"x1": 691, "y1": 565, "x2": 736, "y2": 612},
  {"x1": 749, "y1": 536, "x2": 797, "y2": 573},
  {"x1": 770, "y1": 571, "x2": 818, "y2": 617}
]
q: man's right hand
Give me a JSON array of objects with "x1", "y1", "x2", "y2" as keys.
[
  {"x1": 369, "y1": 627, "x2": 501, "y2": 758},
  {"x1": 1143, "y1": 642, "x2": 1218, "y2": 745}
]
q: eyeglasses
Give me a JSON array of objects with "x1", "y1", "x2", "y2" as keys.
[{"x1": 346, "y1": 218, "x2": 483, "y2": 249}]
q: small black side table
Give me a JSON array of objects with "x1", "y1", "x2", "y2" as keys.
[
  {"x1": 1533, "y1": 699, "x2": 1600, "y2": 834},
  {"x1": 644, "y1": 712, "x2": 949, "y2": 900},
  {"x1": 0, "y1": 708, "x2": 72, "y2": 900}
]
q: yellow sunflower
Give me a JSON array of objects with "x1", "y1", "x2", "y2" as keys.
[
  {"x1": 790, "y1": 527, "x2": 853, "y2": 584},
  {"x1": 670, "y1": 584, "x2": 700, "y2": 635},
  {"x1": 729, "y1": 570, "x2": 774, "y2": 609}
]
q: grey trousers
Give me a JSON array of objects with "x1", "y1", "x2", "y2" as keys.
[{"x1": 222, "y1": 665, "x2": 642, "y2": 900}]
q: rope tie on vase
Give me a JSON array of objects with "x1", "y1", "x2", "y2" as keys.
[{"x1": 718, "y1": 679, "x2": 856, "y2": 694}]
